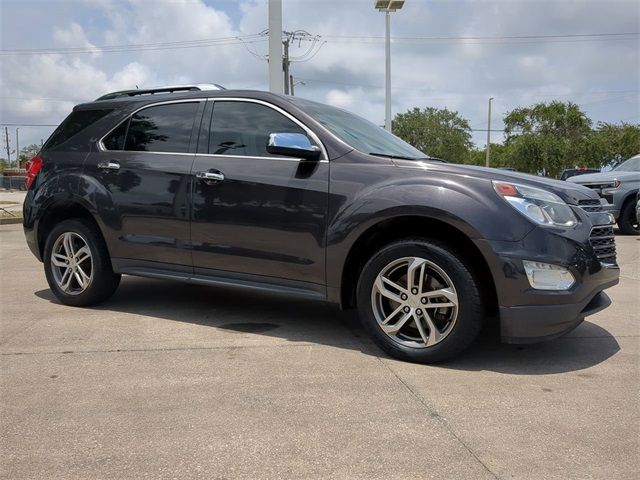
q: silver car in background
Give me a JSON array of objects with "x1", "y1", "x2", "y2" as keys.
[{"x1": 568, "y1": 154, "x2": 640, "y2": 235}]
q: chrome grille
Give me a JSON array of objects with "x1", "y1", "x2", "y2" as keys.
[
  {"x1": 578, "y1": 199, "x2": 604, "y2": 213},
  {"x1": 589, "y1": 226, "x2": 617, "y2": 264}
]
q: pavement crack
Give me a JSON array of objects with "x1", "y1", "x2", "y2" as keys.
[{"x1": 377, "y1": 357, "x2": 501, "y2": 480}]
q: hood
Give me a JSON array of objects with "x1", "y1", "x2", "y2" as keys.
[
  {"x1": 567, "y1": 170, "x2": 639, "y2": 184},
  {"x1": 391, "y1": 159, "x2": 600, "y2": 205}
]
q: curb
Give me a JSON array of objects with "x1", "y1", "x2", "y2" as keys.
[{"x1": 0, "y1": 217, "x2": 23, "y2": 225}]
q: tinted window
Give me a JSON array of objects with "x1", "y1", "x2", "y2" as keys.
[
  {"x1": 209, "y1": 101, "x2": 307, "y2": 157},
  {"x1": 125, "y1": 102, "x2": 199, "y2": 153},
  {"x1": 45, "y1": 109, "x2": 112, "y2": 150},
  {"x1": 103, "y1": 121, "x2": 128, "y2": 150}
]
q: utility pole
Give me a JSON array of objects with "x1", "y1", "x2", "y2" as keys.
[
  {"x1": 283, "y1": 39, "x2": 290, "y2": 95},
  {"x1": 4, "y1": 127, "x2": 10, "y2": 164},
  {"x1": 15, "y1": 128, "x2": 19, "y2": 168},
  {"x1": 268, "y1": 0, "x2": 284, "y2": 94},
  {"x1": 485, "y1": 97, "x2": 493, "y2": 167}
]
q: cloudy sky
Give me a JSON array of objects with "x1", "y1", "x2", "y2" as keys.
[{"x1": 1, "y1": 0, "x2": 638, "y2": 156}]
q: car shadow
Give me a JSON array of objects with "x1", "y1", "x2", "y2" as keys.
[{"x1": 35, "y1": 276, "x2": 620, "y2": 375}]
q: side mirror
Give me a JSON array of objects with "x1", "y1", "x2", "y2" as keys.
[{"x1": 267, "y1": 133, "x2": 321, "y2": 161}]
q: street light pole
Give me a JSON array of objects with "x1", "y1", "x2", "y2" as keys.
[
  {"x1": 485, "y1": 97, "x2": 493, "y2": 167},
  {"x1": 385, "y1": 10, "x2": 391, "y2": 131},
  {"x1": 376, "y1": 1, "x2": 405, "y2": 132},
  {"x1": 15, "y1": 127, "x2": 19, "y2": 168}
]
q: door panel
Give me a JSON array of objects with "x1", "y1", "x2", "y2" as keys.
[
  {"x1": 190, "y1": 100, "x2": 329, "y2": 286},
  {"x1": 87, "y1": 101, "x2": 202, "y2": 266}
]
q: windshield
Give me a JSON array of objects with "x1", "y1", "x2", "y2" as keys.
[
  {"x1": 290, "y1": 97, "x2": 428, "y2": 159},
  {"x1": 613, "y1": 155, "x2": 640, "y2": 172}
]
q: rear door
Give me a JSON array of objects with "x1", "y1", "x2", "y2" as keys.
[
  {"x1": 88, "y1": 100, "x2": 204, "y2": 269},
  {"x1": 190, "y1": 99, "x2": 329, "y2": 289}
]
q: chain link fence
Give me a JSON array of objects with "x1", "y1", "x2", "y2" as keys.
[{"x1": 0, "y1": 175, "x2": 27, "y2": 190}]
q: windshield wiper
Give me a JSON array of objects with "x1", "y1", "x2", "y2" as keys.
[{"x1": 369, "y1": 152, "x2": 431, "y2": 161}]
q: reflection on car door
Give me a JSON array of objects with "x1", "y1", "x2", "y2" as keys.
[
  {"x1": 88, "y1": 101, "x2": 203, "y2": 269},
  {"x1": 190, "y1": 99, "x2": 329, "y2": 292}
]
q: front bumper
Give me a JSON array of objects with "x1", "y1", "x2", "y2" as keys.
[{"x1": 476, "y1": 210, "x2": 620, "y2": 344}]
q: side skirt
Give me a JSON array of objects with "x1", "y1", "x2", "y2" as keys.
[{"x1": 112, "y1": 258, "x2": 327, "y2": 301}]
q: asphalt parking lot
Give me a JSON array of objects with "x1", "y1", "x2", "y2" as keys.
[{"x1": 1, "y1": 224, "x2": 638, "y2": 480}]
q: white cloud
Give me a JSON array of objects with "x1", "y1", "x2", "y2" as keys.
[{"x1": 0, "y1": 0, "x2": 638, "y2": 151}]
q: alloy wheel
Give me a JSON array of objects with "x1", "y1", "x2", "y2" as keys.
[
  {"x1": 51, "y1": 232, "x2": 93, "y2": 295},
  {"x1": 371, "y1": 256, "x2": 459, "y2": 348}
]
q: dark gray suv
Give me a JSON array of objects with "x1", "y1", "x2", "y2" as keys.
[{"x1": 23, "y1": 85, "x2": 620, "y2": 362}]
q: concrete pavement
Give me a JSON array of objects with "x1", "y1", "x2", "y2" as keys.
[{"x1": 1, "y1": 224, "x2": 638, "y2": 479}]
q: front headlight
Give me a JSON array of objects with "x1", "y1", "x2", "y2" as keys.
[{"x1": 493, "y1": 181, "x2": 578, "y2": 227}]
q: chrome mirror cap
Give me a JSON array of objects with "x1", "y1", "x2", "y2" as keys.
[{"x1": 267, "y1": 133, "x2": 321, "y2": 160}]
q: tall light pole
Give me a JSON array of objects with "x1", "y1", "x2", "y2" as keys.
[
  {"x1": 268, "y1": 0, "x2": 284, "y2": 94},
  {"x1": 485, "y1": 97, "x2": 493, "y2": 167},
  {"x1": 375, "y1": 1, "x2": 405, "y2": 131},
  {"x1": 15, "y1": 127, "x2": 19, "y2": 168}
]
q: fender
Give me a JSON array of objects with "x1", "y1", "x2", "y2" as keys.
[{"x1": 325, "y1": 170, "x2": 536, "y2": 292}]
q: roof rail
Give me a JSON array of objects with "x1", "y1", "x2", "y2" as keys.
[{"x1": 95, "y1": 84, "x2": 226, "y2": 101}]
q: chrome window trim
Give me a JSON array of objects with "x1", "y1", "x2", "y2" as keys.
[
  {"x1": 97, "y1": 96, "x2": 329, "y2": 162},
  {"x1": 97, "y1": 98, "x2": 207, "y2": 153},
  {"x1": 206, "y1": 97, "x2": 329, "y2": 162}
]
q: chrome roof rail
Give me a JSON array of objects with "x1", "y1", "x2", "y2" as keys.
[{"x1": 95, "y1": 84, "x2": 225, "y2": 101}]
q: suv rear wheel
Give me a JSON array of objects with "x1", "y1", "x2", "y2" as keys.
[
  {"x1": 43, "y1": 219, "x2": 121, "y2": 306},
  {"x1": 356, "y1": 239, "x2": 484, "y2": 363}
]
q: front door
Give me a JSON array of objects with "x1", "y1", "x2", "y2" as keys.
[
  {"x1": 190, "y1": 99, "x2": 329, "y2": 287},
  {"x1": 88, "y1": 100, "x2": 203, "y2": 268}
]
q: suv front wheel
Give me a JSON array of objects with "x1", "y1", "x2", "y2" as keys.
[
  {"x1": 357, "y1": 239, "x2": 484, "y2": 363},
  {"x1": 43, "y1": 219, "x2": 121, "y2": 307}
]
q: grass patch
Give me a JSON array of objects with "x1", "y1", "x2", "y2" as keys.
[{"x1": 0, "y1": 201, "x2": 20, "y2": 205}]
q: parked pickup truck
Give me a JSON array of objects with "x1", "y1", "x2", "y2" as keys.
[{"x1": 568, "y1": 154, "x2": 640, "y2": 235}]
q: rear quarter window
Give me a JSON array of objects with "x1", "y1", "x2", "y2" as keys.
[{"x1": 45, "y1": 109, "x2": 112, "y2": 150}]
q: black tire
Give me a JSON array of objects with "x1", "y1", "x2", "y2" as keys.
[
  {"x1": 617, "y1": 199, "x2": 640, "y2": 235},
  {"x1": 356, "y1": 239, "x2": 484, "y2": 363},
  {"x1": 43, "y1": 219, "x2": 121, "y2": 307}
]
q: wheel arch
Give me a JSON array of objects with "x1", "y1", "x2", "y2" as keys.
[
  {"x1": 338, "y1": 215, "x2": 498, "y2": 314},
  {"x1": 37, "y1": 200, "x2": 106, "y2": 259}
]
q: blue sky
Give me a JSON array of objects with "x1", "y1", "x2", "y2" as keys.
[{"x1": 1, "y1": 0, "x2": 638, "y2": 156}]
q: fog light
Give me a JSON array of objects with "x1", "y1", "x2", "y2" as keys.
[{"x1": 523, "y1": 261, "x2": 575, "y2": 290}]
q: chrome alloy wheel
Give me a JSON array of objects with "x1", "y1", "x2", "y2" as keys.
[
  {"x1": 51, "y1": 232, "x2": 93, "y2": 295},
  {"x1": 371, "y1": 257, "x2": 459, "y2": 348}
]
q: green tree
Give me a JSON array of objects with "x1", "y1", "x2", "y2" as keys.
[
  {"x1": 587, "y1": 122, "x2": 640, "y2": 168},
  {"x1": 17, "y1": 144, "x2": 40, "y2": 168},
  {"x1": 502, "y1": 101, "x2": 593, "y2": 176},
  {"x1": 392, "y1": 107, "x2": 473, "y2": 163}
]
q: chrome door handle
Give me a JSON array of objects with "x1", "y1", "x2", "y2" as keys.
[
  {"x1": 97, "y1": 161, "x2": 120, "y2": 171},
  {"x1": 195, "y1": 171, "x2": 225, "y2": 182}
]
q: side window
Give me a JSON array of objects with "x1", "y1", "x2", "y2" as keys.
[
  {"x1": 209, "y1": 101, "x2": 309, "y2": 157},
  {"x1": 102, "y1": 121, "x2": 128, "y2": 151},
  {"x1": 45, "y1": 109, "x2": 112, "y2": 150},
  {"x1": 124, "y1": 102, "x2": 199, "y2": 153}
]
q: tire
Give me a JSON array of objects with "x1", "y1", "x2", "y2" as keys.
[
  {"x1": 617, "y1": 199, "x2": 640, "y2": 235},
  {"x1": 356, "y1": 239, "x2": 484, "y2": 363},
  {"x1": 43, "y1": 219, "x2": 121, "y2": 307}
]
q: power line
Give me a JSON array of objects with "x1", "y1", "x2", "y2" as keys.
[
  {"x1": 2, "y1": 31, "x2": 635, "y2": 57},
  {"x1": 322, "y1": 31, "x2": 639, "y2": 42},
  {"x1": 0, "y1": 35, "x2": 267, "y2": 56},
  {"x1": 0, "y1": 123, "x2": 57, "y2": 127}
]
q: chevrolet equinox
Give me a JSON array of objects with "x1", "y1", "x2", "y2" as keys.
[{"x1": 23, "y1": 85, "x2": 620, "y2": 362}]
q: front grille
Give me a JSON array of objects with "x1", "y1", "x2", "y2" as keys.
[
  {"x1": 589, "y1": 226, "x2": 617, "y2": 264},
  {"x1": 578, "y1": 199, "x2": 604, "y2": 213}
]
